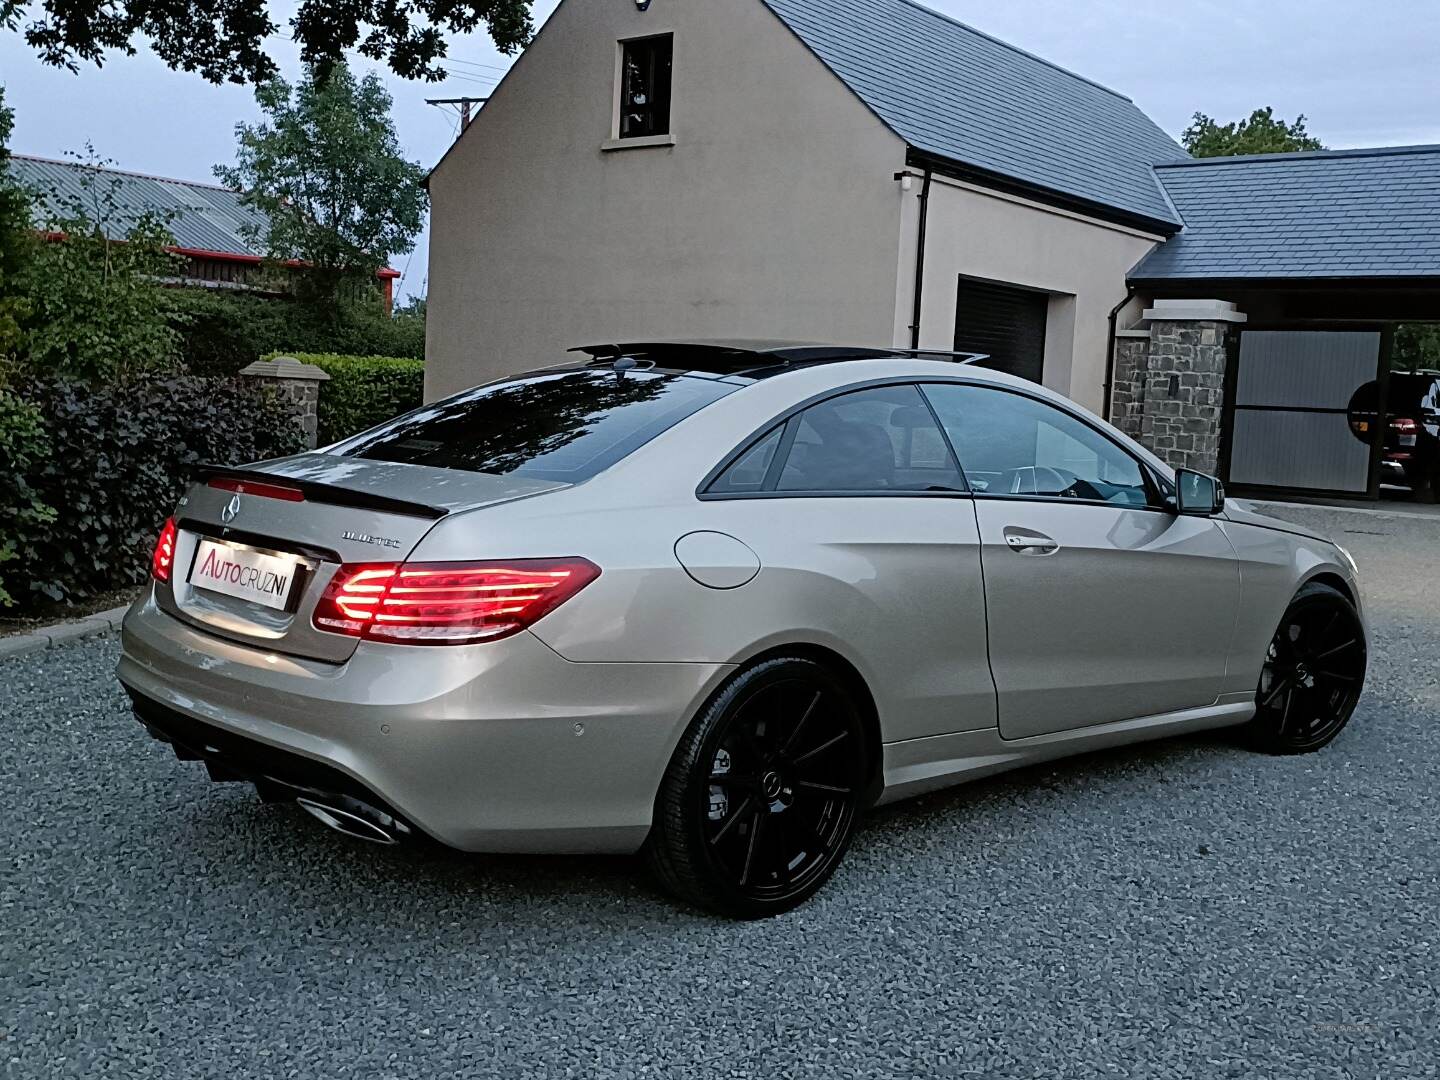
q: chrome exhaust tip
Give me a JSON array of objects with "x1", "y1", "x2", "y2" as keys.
[{"x1": 296, "y1": 797, "x2": 401, "y2": 845}]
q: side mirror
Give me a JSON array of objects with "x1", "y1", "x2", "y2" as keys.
[{"x1": 1174, "y1": 469, "x2": 1225, "y2": 516}]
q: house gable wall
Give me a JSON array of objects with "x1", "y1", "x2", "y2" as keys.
[{"x1": 426, "y1": 0, "x2": 907, "y2": 397}]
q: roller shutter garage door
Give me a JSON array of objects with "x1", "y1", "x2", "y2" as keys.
[{"x1": 954, "y1": 278, "x2": 1047, "y2": 384}]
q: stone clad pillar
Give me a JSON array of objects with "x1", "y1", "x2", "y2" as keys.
[
  {"x1": 1132, "y1": 300, "x2": 1246, "y2": 475},
  {"x1": 238, "y1": 356, "x2": 332, "y2": 449},
  {"x1": 1108, "y1": 328, "x2": 1152, "y2": 443}
]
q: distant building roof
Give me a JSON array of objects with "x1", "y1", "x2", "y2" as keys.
[
  {"x1": 7, "y1": 154, "x2": 269, "y2": 259},
  {"x1": 5, "y1": 154, "x2": 398, "y2": 277},
  {"x1": 761, "y1": 0, "x2": 1188, "y2": 230},
  {"x1": 1132, "y1": 144, "x2": 1440, "y2": 282}
]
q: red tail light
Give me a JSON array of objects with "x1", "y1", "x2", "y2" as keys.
[
  {"x1": 313, "y1": 558, "x2": 601, "y2": 645},
  {"x1": 152, "y1": 518, "x2": 178, "y2": 583}
]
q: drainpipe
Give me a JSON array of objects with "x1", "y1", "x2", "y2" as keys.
[
  {"x1": 907, "y1": 168, "x2": 933, "y2": 351},
  {"x1": 1101, "y1": 285, "x2": 1137, "y2": 421}
]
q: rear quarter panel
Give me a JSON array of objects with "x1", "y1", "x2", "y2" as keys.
[{"x1": 410, "y1": 488, "x2": 997, "y2": 744}]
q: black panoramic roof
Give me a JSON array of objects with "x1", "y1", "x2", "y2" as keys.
[{"x1": 572, "y1": 340, "x2": 988, "y2": 378}]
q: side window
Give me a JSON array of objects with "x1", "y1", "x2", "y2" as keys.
[
  {"x1": 619, "y1": 35, "x2": 673, "y2": 139},
  {"x1": 775, "y1": 384, "x2": 965, "y2": 493},
  {"x1": 708, "y1": 425, "x2": 783, "y2": 494},
  {"x1": 922, "y1": 383, "x2": 1150, "y2": 506}
]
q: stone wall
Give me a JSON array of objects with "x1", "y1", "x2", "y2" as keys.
[
  {"x1": 1108, "y1": 300, "x2": 1245, "y2": 476},
  {"x1": 1108, "y1": 330, "x2": 1150, "y2": 443},
  {"x1": 238, "y1": 357, "x2": 331, "y2": 450},
  {"x1": 1136, "y1": 319, "x2": 1231, "y2": 474}
]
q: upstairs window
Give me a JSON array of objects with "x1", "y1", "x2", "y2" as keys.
[{"x1": 619, "y1": 35, "x2": 673, "y2": 138}]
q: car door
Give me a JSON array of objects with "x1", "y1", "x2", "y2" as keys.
[
  {"x1": 701, "y1": 382, "x2": 997, "y2": 742},
  {"x1": 921, "y1": 382, "x2": 1240, "y2": 740}
]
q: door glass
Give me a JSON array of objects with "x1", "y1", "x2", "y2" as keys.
[
  {"x1": 775, "y1": 384, "x2": 965, "y2": 493},
  {"x1": 923, "y1": 384, "x2": 1149, "y2": 506}
]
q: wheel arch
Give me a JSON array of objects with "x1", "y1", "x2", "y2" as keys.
[
  {"x1": 735, "y1": 641, "x2": 885, "y2": 805},
  {"x1": 1300, "y1": 570, "x2": 1357, "y2": 608}
]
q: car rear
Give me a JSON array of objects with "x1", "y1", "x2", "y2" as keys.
[
  {"x1": 117, "y1": 363, "x2": 741, "y2": 853},
  {"x1": 1364, "y1": 373, "x2": 1440, "y2": 493}
]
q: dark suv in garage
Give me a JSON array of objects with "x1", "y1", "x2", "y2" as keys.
[{"x1": 1351, "y1": 372, "x2": 1440, "y2": 496}]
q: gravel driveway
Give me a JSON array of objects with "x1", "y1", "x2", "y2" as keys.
[{"x1": 4, "y1": 502, "x2": 1437, "y2": 1078}]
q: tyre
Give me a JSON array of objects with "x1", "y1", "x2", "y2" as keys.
[
  {"x1": 646, "y1": 657, "x2": 868, "y2": 918},
  {"x1": 1238, "y1": 582, "x2": 1367, "y2": 754}
]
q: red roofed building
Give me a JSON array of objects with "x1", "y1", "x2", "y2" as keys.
[{"x1": 7, "y1": 154, "x2": 400, "y2": 310}]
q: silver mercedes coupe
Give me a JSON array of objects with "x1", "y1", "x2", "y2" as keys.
[{"x1": 118, "y1": 342, "x2": 1368, "y2": 917}]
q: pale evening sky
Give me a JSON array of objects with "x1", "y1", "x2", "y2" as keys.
[{"x1": 2, "y1": 0, "x2": 1438, "y2": 302}]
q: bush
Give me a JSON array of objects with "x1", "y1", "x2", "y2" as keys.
[
  {"x1": 16, "y1": 150, "x2": 183, "y2": 381},
  {"x1": 0, "y1": 390, "x2": 55, "y2": 606},
  {"x1": 8, "y1": 376, "x2": 306, "y2": 607},
  {"x1": 174, "y1": 290, "x2": 425, "y2": 377},
  {"x1": 264, "y1": 351, "x2": 425, "y2": 443},
  {"x1": 20, "y1": 216, "x2": 183, "y2": 380}
]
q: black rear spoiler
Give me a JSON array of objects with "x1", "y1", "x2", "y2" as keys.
[{"x1": 192, "y1": 464, "x2": 450, "y2": 520}]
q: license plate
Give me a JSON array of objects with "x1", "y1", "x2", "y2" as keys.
[{"x1": 190, "y1": 538, "x2": 301, "y2": 611}]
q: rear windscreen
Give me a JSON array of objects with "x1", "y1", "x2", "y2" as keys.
[
  {"x1": 1387, "y1": 375, "x2": 1440, "y2": 412},
  {"x1": 331, "y1": 368, "x2": 738, "y2": 482}
]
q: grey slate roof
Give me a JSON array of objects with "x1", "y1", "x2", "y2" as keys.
[
  {"x1": 5, "y1": 154, "x2": 268, "y2": 258},
  {"x1": 761, "y1": 0, "x2": 1188, "y2": 228},
  {"x1": 1132, "y1": 145, "x2": 1440, "y2": 281}
]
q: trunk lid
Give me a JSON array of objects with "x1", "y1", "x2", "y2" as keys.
[{"x1": 156, "y1": 453, "x2": 567, "y2": 662}]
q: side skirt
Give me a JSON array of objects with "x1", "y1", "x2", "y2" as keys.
[{"x1": 876, "y1": 697, "x2": 1255, "y2": 806}]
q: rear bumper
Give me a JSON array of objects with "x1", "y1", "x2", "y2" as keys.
[
  {"x1": 117, "y1": 589, "x2": 733, "y2": 853},
  {"x1": 1381, "y1": 451, "x2": 1432, "y2": 487},
  {"x1": 130, "y1": 689, "x2": 418, "y2": 841}
]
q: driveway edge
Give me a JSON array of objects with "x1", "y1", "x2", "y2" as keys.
[{"x1": 0, "y1": 605, "x2": 129, "y2": 661}]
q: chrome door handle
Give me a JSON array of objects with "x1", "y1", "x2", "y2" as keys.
[{"x1": 1004, "y1": 531, "x2": 1059, "y2": 555}]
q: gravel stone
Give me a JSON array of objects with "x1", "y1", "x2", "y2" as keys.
[{"x1": 3, "y1": 506, "x2": 1436, "y2": 1078}]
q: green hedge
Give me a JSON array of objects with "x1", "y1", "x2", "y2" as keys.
[
  {"x1": 6, "y1": 376, "x2": 306, "y2": 607},
  {"x1": 0, "y1": 389, "x2": 56, "y2": 606},
  {"x1": 174, "y1": 291, "x2": 426, "y2": 377},
  {"x1": 264, "y1": 351, "x2": 425, "y2": 444}
]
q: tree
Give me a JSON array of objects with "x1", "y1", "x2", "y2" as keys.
[
  {"x1": 1181, "y1": 107, "x2": 1325, "y2": 158},
  {"x1": 3, "y1": 0, "x2": 533, "y2": 85},
  {"x1": 0, "y1": 86, "x2": 54, "y2": 607},
  {"x1": 215, "y1": 65, "x2": 428, "y2": 309},
  {"x1": 1393, "y1": 324, "x2": 1440, "y2": 374},
  {"x1": 19, "y1": 148, "x2": 183, "y2": 381},
  {"x1": 0, "y1": 85, "x2": 33, "y2": 365}
]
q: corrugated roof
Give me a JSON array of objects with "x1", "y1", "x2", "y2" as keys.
[
  {"x1": 761, "y1": 0, "x2": 1188, "y2": 228},
  {"x1": 1132, "y1": 145, "x2": 1440, "y2": 281},
  {"x1": 5, "y1": 154, "x2": 269, "y2": 258}
]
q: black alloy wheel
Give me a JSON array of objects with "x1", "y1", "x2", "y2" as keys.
[
  {"x1": 647, "y1": 657, "x2": 868, "y2": 917},
  {"x1": 1241, "y1": 582, "x2": 1367, "y2": 754}
]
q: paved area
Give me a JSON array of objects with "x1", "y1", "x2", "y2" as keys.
[{"x1": 4, "y1": 507, "x2": 1437, "y2": 1078}]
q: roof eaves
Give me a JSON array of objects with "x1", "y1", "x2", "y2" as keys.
[{"x1": 908, "y1": 147, "x2": 1182, "y2": 236}]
